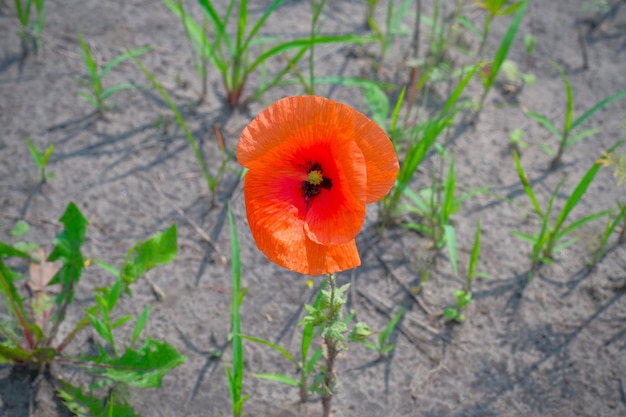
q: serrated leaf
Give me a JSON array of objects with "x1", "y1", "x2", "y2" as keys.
[
  {"x1": 121, "y1": 225, "x2": 177, "y2": 286},
  {"x1": 48, "y1": 202, "x2": 88, "y2": 305},
  {"x1": 57, "y1": 381, "x2": 140, "y2": 417},
  {"x1": 81, "y1": 339, "x2": 186, "y2": 388}
]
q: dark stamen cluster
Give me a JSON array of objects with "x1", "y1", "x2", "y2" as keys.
[{"x1": 302, "y1": 162, "x2": 333, "y2": 202}]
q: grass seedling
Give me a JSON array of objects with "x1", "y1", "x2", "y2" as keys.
[
  {"x1": 358, "y1": 307, "x2": 404, "y2": 357},
  {"x1": 381, "y1": 65, "x2": 477, "y2": 223},
  {"x1": 77, "y1": 34, "x2": 152, "y2": 115},
  {"x1": 476, "y1": 0, "x2": 527, "y2": 117},
  {"x1": 444, "y1": 219, "x2": 488, "y2": 323},
  {"x1": 0, "y1": 202, "x2": 185, "y2": 415},
  {"x1": 164, "y1": 0, "x2": 373, "y2": 108},
  {"x1": 25, "y1": 136, "x2": 55, "y2": 183},
  {"x1": 364, "y1": 0, "x2": 413, "y2": 73},
  {"x1": 14, "y1": 0, "x2": 45, "y2": 55},
  {"x1": 131, "y1": 53, "x2": 232, "y2": 200},
  {"x1": 512, "y1": 149, "x2": 617, "y2": 275},
  {"x1": 475, "y1": 0, "x2": 524, "y2": 56},
  {"x1": 528, "y1": 62, "x2": 626, "y2": 169},
  {"x1": 226, "y1": 203, "x2": 249, "y2": 417},
  {"x1": 589, "y1": 202, "x2": 626, "y2": 265},
  {"x1": 509, "y1": 128, "x2": 528, "y2": 153}
]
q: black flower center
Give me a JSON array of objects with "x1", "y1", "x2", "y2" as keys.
[{"x1": 302, "y1": 162, "x2": 332, "y2": 203}]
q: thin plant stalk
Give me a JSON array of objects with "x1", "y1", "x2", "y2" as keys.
[{"x1": 321, "y1": 273, "x2": 338, "y2": 417}]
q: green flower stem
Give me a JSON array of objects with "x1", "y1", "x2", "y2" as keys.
[{"x1": 322, "y1": 273, "x2": 337, "y2": 417}]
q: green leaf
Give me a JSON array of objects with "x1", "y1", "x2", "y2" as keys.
[
  {"x1": 443, "y1": 308, "x2": 458, "y2": 320},
  {"x1": 0, "y1": 242, "x2": 29, "y2": 258},
  {"x1": 378, "y1": 308, "x2": 404, "y2": 349},
  {"x1": 25, "y1": 137, "x2": 43, "y2": 169},
  {"x1": 93, "y1": 258, "x2": 120, "y2": 278},
  {"x1": 565, "y1": 128, "x2": 601, "y2": 148},
  {"x1": 241, "y1": 335, "x2": 298, "y2": 368},
  {"x1": 227, "y1": 202, "x2": 245, "y2": 410},
  {"x1": 468, "y1": 219, "x2": 482, "y2": 280},
  {"x1": 444, "y1": 224, "x2": 458, "y2": 276},
  {"x1": 550, "y1": 61, "x2": 574, "y2": 134},
  {"x1": 306, "y1": 347, "x2": 323, "y2": 374},
  {"x1": 57, "y1": 381, "x2": 140, "y2": 417},
  {"x1": 41, "y1": 144, "x2": 54, "y2": 167},
  {"x1": 78, "y1": 91, "x2": 99, "y2": 107},
  {"x1": 513, "y1": 151, "x2": 543, "y2": 217},
  {"x1": 132, "y1": 305, "x2": 151, "y2": 346},
  {"x1": 100, "y1": 83, "x2": 141, "y2": 101},
  {"x1": 121, "y1": 224, "x2": 177, "y2": 286},
  {"x1": 364, "y1": 84, "x2": 390, "y2": 130},
  {"x1": 487, "y1": 0, "x2": 528, "y2": 88},
  {"x1": 87, "y1": 312, "x2": 114, "y2": 348},
  {"x1": 527, "y1": 111, "x2": 561, "y2": 140},
  {"x1": 81, "y1": 339, "x2": 186, "y2": 388},
  {"x1": 10, "y1": 221, "x2": 30, "y2": 237},
  {"x1": 99, "y1": 46, "x2": 153, "y2": 81},
  {"x1": 511, "y1": 230, "x2": 537, "y2": 244},
  {"x1": 571, "y1": 88, "x2": 626, "y2": 132},
  {"x1": 48, "y1": 202, "x2": 88, "y2": 305},
  {"x1": 253, "y1": 373, "x2": 299, "y2": 387}
]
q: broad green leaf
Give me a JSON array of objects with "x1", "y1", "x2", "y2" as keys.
[
  {"x1": 57, "y1": 381, "x2": 140, "y2": 417},
  {"x1": 121, "y1": 224, "x2": 177, "y2": 286},
  {"x1": 253, "y1": 373, "x2": 299, "y2": 387},
  {"x1": 81, "y1": 339, "x2": 186, "y2": 388},
  {"x1": 48, "y1": 202, "x2": 88, "y2": 305},
  {"x1": 0, "y1": 242, "x2": 28, "y2": 258}
]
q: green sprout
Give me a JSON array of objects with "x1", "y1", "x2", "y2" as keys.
[
  {"x1": 25, "y1": 136, "x2": 55, "y2": 182},
  {"x1": 77, "y1": 33, "x2": 152, "y2": 115}
]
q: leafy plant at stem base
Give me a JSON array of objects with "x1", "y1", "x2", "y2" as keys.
[
  {"x1": 512, "y1": 147, "x2": 618, "y2": 276},
  {"x1": 77, "y1": 34, "x2": 152, "y2": 115},
  {"x1": 25, "y1": 136, "x2": 55, "y2": 183},
  {"x1": 0, "y1": 202, "x2": 185, "y2": 415},
  {"x1": 241, "y1": 282, "x2": 325, "y2": 403},
  {"x1": 527, "y1": 61, "x2": 626, "y2": 169},
  {"x1": 14, "y1": 0, "x2": 45, "y2": 55},
  {"x1": 476, "y1": 0, "x2": 527, "y2": 117},
  {"x1": 164, "y1": 0, "x2": 374, "y2": 107},
  {"x1": 444, "y1": 219, "x2": 489, "y2": 323},
  {"x1": 226, "y1": 203, "x2": 250, "y2": 417}
]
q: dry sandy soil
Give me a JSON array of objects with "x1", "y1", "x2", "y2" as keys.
[{"x1": 1, "y1": 0, "x2": 626, "y2": 416}]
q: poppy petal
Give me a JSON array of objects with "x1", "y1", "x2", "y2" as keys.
[
  {"x1": 352, "y1": 117, "x2": 400, "y2": 203},
  {"x1": 243, "y1": 169, "x2": 360, "y2": 275},
  {"x1": 303, "y1": 139, "x2": 367, "y2": 245}
]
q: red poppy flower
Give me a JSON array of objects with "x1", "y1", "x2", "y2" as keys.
[{"x1": 237, "y1": 96, "x2": 399, "y2": 275}]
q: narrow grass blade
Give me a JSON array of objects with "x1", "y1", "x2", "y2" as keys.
[
  {"x1": 130, "y1": 53, "x2": 216, "y2": 191},
  {"x1": 242, "y1": 0, "x2": 285, "y2": 50},
  {"x1": 571, "y1": 89, "x2": 626, "y2": 131},
  {"x1": 527, "y1": 111, "x2": 561, "y2": 140},
  {"x1": 487, "y1": 0, "x2": 528, "y2": 88},
  {"x1": 442, "y1": 65, "x2": 477, "y2": 116},
  {"x1": 555, "y1": 209, "x2": 612, "y2": 242},
  {"x1": 241, "y1": 335, "x2": 298, "y2": 368},
  {"x1": 100, "y1": 46, "x2": 153, "y2": 81},
  {"x1": 378, "y1": 308, "x2": 404, "y2": 348},
  {"x1": 566, "y1": 128, "x2": 601, "y2": 147},
  {"x1": 444, "y1": 224, "x2": 458, "y2": 276},
  {"x1": 550, "y1": 61, "x2": 573, "y2": 133},
  {"x1": 253, "y1": 373, "x2": 299, "y2": 387},
  {"x1": 101, "y1": 83, "x2": 140, "y2": 100},
  {"x1": 227, "y1": 202, "x2": 244, "y2": 415},
  {"x1": 390, "y1": 86, "x2": 406, "y2": 134},
  {"x1": 468, "y1": 219, "x2": 482, "y2": 280},
  {"x1": 511, "y1": 230, "x2": 537, "y2": 244},
  {"x1": 513, "y1": 151, "x2": 542, "y2": 217}
]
